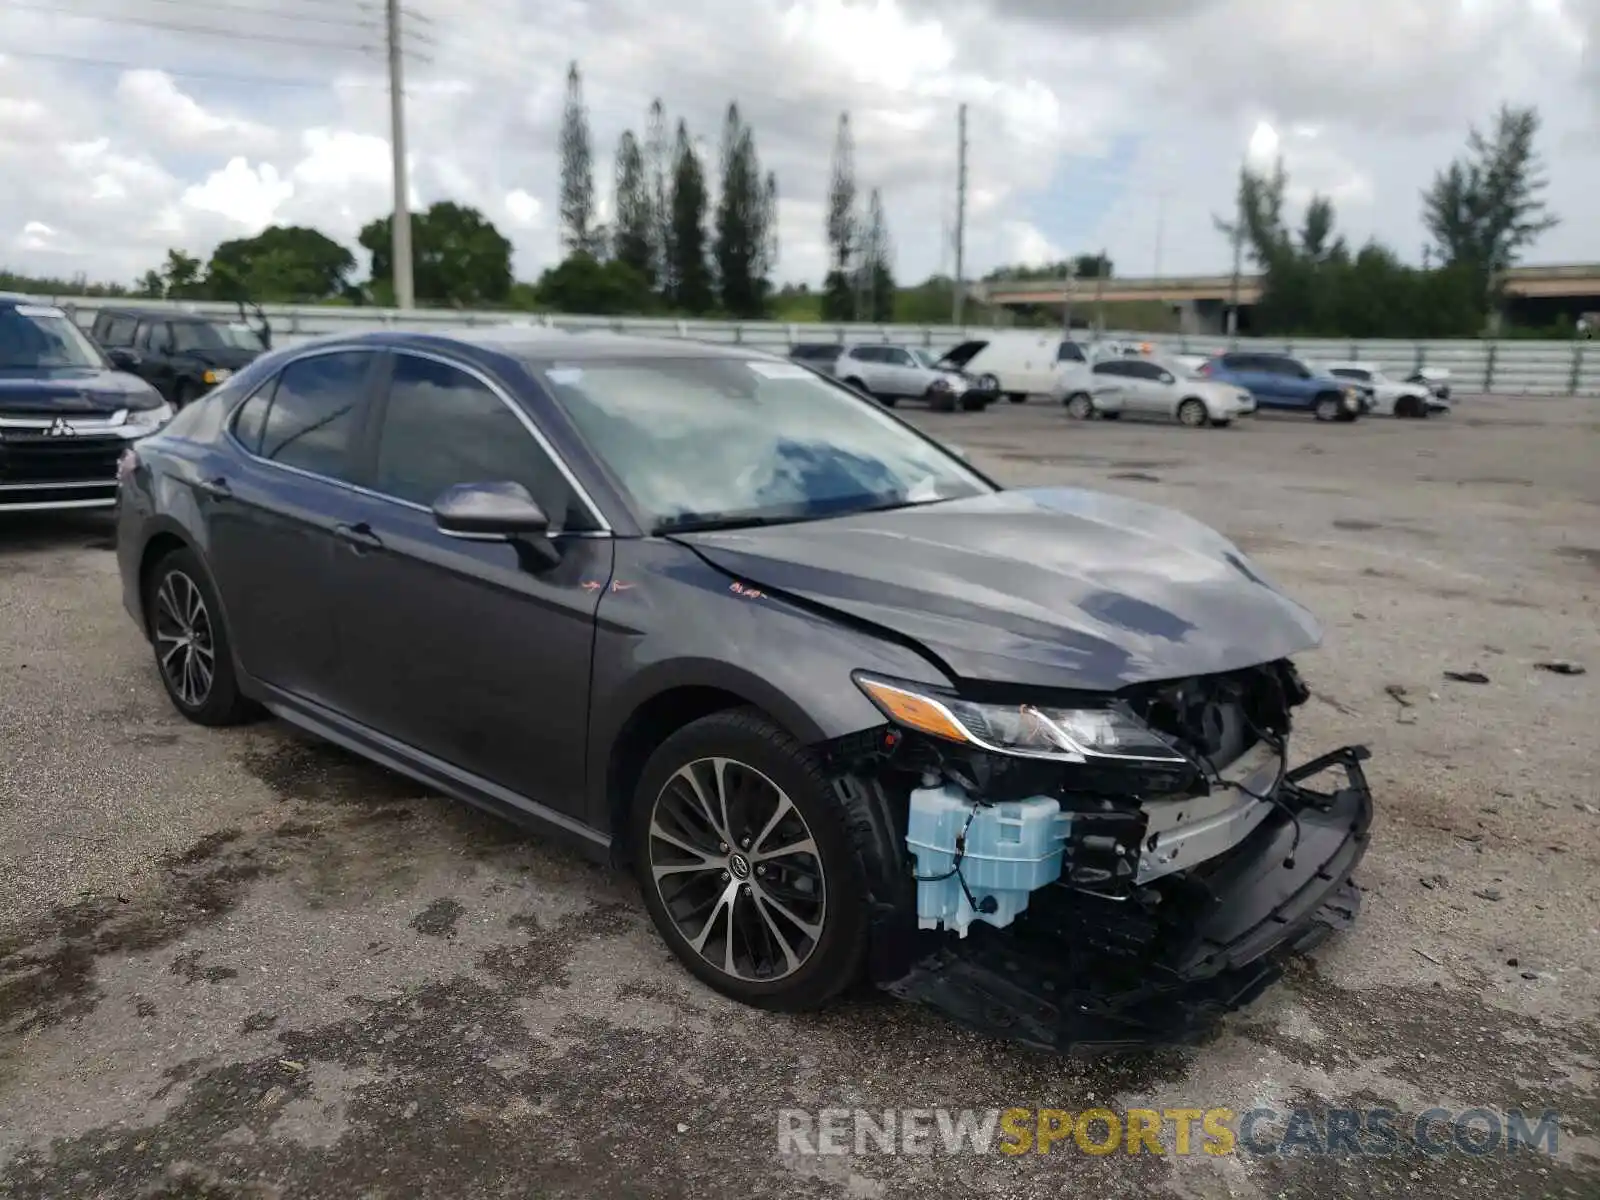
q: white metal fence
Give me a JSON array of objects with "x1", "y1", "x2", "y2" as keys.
[{"x1": 33, "y1": 294, "x2": 1600, "y2": 396}]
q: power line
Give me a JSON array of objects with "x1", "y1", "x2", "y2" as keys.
[
  {"x1": 10, "y1": 1, "x2": 380, "y2": 54},
  {"x1": 107, "y1": 0, "x2": 438, "y2": 46},
  {"x1": 0, "y1": 45, "x2": 385, "y2": 88}
]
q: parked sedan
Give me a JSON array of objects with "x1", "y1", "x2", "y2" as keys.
[
  {"x1": 1077, "y1": 356, "x2": 1255, "y2": 426},
  {"x1": 116, "y1": 331, "x2": 1374, "y2": 1053}
]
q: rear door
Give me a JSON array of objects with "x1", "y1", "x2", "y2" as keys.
[
  {"x1": 881, "y1": 346, "x2": 921, "y2": 396},
  {"x1": 327, "y1": 349, "x2": 612, "y2": 815},
  {"x1": 134, "y1": 320, "x2": 178, "y2": 400},
  {"x1": 201, "y1": 347, "x2": 386, "y2": 710},
  {"x1": 1120, "y1": 359, "x2": 1174, "y2": 415}
]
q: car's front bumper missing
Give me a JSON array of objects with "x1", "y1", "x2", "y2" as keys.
[{"x1": 877, "y1": 746, "x2": 1374, "y2": 1053}]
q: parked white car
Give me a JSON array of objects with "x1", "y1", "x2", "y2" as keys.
[
  {"x1": 831, "y1": 343, "x2": 994, "y2": 411},
  {"x1": 1076, "y1": 356, "x2": 1256, "y2": 427},
  {"x1": 1322, "y1": 362, "x2": 1447, "y2": 418}
]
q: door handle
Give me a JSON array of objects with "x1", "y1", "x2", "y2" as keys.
[
  {"x1": 333, "y1": 522, "x2": 383, "y2": 551},
  {"x1": 196, "y1": 475, "x2": 231, "y2": 499}
]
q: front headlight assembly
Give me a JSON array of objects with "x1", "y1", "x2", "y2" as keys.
[
  {"x1": 854, "y1": 674, "x2": 1187, "y2": 765},
  {"x1": 120, "y1": 402, "x2": 175, "y2": 439}
]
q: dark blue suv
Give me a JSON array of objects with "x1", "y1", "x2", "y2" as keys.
[
  {"x1": 1199, "y1": 352, "x2": 1365, "y2": 422},
  {"x1": 0, "y1": 295, "x2": 173, "y2": 513}
]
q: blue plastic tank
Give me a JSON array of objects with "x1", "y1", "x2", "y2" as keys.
[{"x1": 905, "y1": 784, "x2": 1073, "y2": 937}]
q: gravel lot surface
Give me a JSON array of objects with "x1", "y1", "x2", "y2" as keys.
[{"x1": 2, "y1": 395, "x2": 1597, "y2": 1199}]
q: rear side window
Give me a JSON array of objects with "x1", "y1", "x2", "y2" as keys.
[
  {"x1": 101, "y1": 316, "x2": 138, "y2": 346},
  {"x1": 256, "y1": 351, "x2": 372, "y2": 480},
  {"x1": 1093, "y1": 360, "x2": 1131, "y2": 376},
  {"x1": 230, "y1": 382, "x2": 275, "y2": 454},
  {"x1": 790, "y1": 344, "x2": 839, "y2": 361},
  {"x1": 1057, "y1": 341, "x2": 1086, "y2": 362}
]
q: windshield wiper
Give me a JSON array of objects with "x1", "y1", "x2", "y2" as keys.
[{"x1": 654, "y1": 511, "x2": 812, "y2": 535}]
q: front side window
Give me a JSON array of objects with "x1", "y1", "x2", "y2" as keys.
[
  {"x1": 0, "y1": 304, "x2": 106, "y2": 371},
  {"x1": 1057, "y1": 342, "x2": 1086, "y2": 363},
  {"x1": 256, "y1": 351, "x2": 371, "y2": 479},
  {"x1": 538, "y1": 355, "x2": 993, "y2": 532},
  {"x1": 374, "y1": 354, "x2": 591, "y2": 528}
]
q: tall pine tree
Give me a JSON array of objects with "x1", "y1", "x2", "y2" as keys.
[
  {"x1": 821, "y1": 112, "x2": 857, "y2": 321},
  {"x1": 558, "y1": 62, "x2": 596, "y2": 255},
  {"x1": 645, "y1": 99, "x2": 672, "y2": 296},
  {"x1": 668, "y1": 120, "x2": 712, "y2": 314},
  {"x1": 713, "y1": 104, "x2": 771, "y2": 318},
  {"x1": 858, "y1": 188, "x2": 895, "y2": 322},
  {"x1": 612, "y1": 131, "x2": 653, "y2": 282}
]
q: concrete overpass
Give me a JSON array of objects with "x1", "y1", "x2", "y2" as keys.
[{"x1": 975, "y1": 262, "x2": 1600, "y2": 307}]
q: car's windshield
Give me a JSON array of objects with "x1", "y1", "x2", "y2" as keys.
[
  {"x1": 537, "y1": 355, "x2": 994, "y2": 532},
  {"x1": 1160, "y1": 357, "x2": 1202, "y2": 379},
  {"x1": 172, "y1": 321, "x2": 263, "y2": 353},
  {"x1": 908, "y1": 348, "x2": 938, "y2": 369},
  {"x1": 0, "y1": 304, "x2": 105, "y2": 372}
]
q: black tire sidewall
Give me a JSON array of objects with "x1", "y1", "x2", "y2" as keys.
[
  {"x1": 630, "y1": 710, "x2": 869, "y2": 1010},
  {"x1": 144, "y1": 546, "x2": 248, "y2": 726}
]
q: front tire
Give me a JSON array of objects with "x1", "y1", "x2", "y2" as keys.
[
  {"x1": 631, "y1": 709, "x2": 868, "y2": 1011},
  {"x1": 1396, "y1": 395, "x2": 1426, "y2": 419},
  {"x1": 144, "y1": 547, "x2": 255, "y2": 726},
  {"x1": 1314, "y1": 394, "x2": 1340, "y2": 422},
  {"x1": 1177, "y1": 398, "x2": 1208, "y2": 427},
  {"x1": 1064, "y1": 392, "x2": 1094, "y2": 420}
]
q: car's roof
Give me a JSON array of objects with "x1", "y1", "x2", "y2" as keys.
[{"x1": 307, "y1": 327, "x2": 785, "y2": 364}]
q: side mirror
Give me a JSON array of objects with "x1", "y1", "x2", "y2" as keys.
[
  {"x1": 433, "y1": 481, "x2": 561, "y2": 570},
  {"x1": 107, "y1": 348, "x2": 141, "y2": 370},
  {"x1": 432, "y1": 481, "x2": 551, "y2": 540}
]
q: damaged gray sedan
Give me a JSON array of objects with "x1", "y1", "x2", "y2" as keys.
[{"x1": 115, "y1": 330, "x2": 1373, "y2": 1053}]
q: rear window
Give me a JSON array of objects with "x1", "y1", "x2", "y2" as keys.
[{"x1": 790, "y1": 344, "x2": 840, "y2": 361}]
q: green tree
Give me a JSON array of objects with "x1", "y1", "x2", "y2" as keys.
[
  {"x1": 360, "y1": 201, "x2": 513, "y2": 306},
  {"x1": 856, "y1": 188, "x2": 895, "y2": 322},
  {"x1": 535, "y1": 252, "x2": 655, "y2": 315},
  {"x1": 204, "y1": 225, "x2": 355, "y2": 302},
  {"x1": 612, "y1": 130, "x2": 654, "y2": 283},
  {"x1": 161, "y1": 249, "x2": 204, "y2": 298},
  {"x1": 1071, "y1": 252, "x2": 1113, "y2": 279},
  {"x1": 713, "y1": 103, "x2": 772, "y2": 318},
  {"x1": 667, "y1": 120, "x2": 713, "y2": 314},
  {"x1": 135, "y1": 269, "x2": 166, "y2": 298},
  {"x1": 558, "y1": 61, "x2": 598, "y2": 255},
  {"x1": 821, "y1": 112, "x2": 857, "y2": 321},
  {"x1": 1423, "y1": 103, "x2": 1558, "y2": 321},
  {"x1": 645, "y1": 99, "x2": 673, "y2": 293}
]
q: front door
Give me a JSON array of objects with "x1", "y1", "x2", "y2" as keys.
[{"x1": 331, "y1": 350, "x2": 611, "y2": 817}]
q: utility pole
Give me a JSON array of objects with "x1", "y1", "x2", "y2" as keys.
[
  {"x1": 1094, "y1": 247, "x2": 1107, "y2": 333},
  {"x1": 385, "y1": 0, "x2": 415, "y2": 311},
  {"x1": 1226, "y1": 187, "x2": 1242, "y2": 339},
  {"x1": 1153, "y1": 190, "x2": 1167, "y2": 280},
  {"x1": 952, "y1": 103, "x2": 967, "y2": 326}
]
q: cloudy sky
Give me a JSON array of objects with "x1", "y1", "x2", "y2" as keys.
[{"x1": 0, "y1": 0, "x2": 1596, "y2": 292}]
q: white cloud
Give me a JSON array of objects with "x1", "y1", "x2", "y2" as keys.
[{"x1": 0, "y1": 0, "x2": 1594, "y2": 292}]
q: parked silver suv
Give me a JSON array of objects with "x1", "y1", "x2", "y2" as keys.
[{"x1": 832, "y1": 343, "x2": 992, "y2": 412}]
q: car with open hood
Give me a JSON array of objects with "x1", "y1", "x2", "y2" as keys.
[
  {"x1": 115, "y1": 330, "x2": 1375, "y2": 1052},
  {"x1": 1323, "y1": 361, "x2": 1448, "y2": 417},
  {"x1": 824, "y1": 342, "x2": 995, "y2": 411},
  {"x1": 0, "y1": 295, "x2": 174, "y2": 513},
  {"x1": 91, "y1": 304, "x2": 271, "y2": 409}
]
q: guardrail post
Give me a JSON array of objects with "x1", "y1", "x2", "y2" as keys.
[
  {"x1": 1413, "y1": 342, "x2": 1425, "y2": 373},
  {"x1": 733, "y1": 323, "x2": 743, "y2": 343},
  {"x1": 1482, "y1": 341, "x2": 1497, "y2": 393},
  {"x1": 1570, "y1": 340, "x2": 1585, "y2": 396}
]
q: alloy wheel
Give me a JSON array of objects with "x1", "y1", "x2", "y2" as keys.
[
  {"x1": 1066, "y1": 394, "x2": 1093, "y2": 419},
  {"x1": 1178, "y1": 399, "x2": 1207, "y2": 427},
  {"x1": 647, "y1": 757, "x2": 826, "y2": 983},
  {"x1": 153, "y1": 569, "x2": 215, "y2": 708}
]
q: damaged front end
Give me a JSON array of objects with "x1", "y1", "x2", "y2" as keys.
[{"x1": 824, "y1": 658, "x2": 1373, "y2": 1053}]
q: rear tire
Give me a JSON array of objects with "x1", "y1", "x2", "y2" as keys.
[
  {"x1": 959, "y1": 394, "x2": 987, "y2": 412},
  {"x1": 1064, "y1": 392, "x2": 1094, "y2": 420},
  {"x1": 1396, "y1": 395, "x2": 1425, "y2": 419},
  {"x1": 144, "y1": 547, "x2": 256, "y2": 727},
  {"x1": 1177, "y1": 398, "x2": 1208, "y2": 428},
  {"x1": 631, "y1": 709, "x2": 869, "y2": 1012}
]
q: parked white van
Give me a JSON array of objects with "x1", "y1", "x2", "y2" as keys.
[{"x1": 937, "y1": 332, "x2": 1095, "y2": 404}]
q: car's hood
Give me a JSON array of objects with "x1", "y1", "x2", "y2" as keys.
[
  {"x1": 0, "y1": 368, "x2": 164, "y2": 415},
  {"x1": 673, "y1": 487, "x2": 1323, "y2": 691}
]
